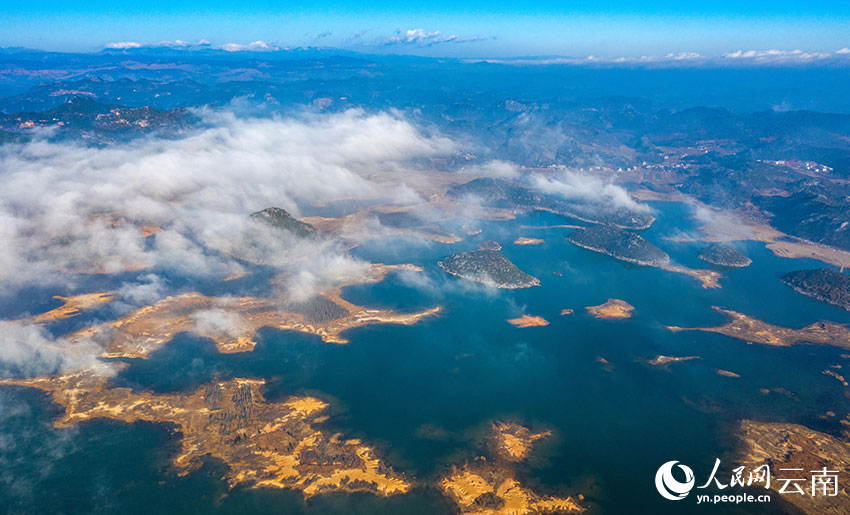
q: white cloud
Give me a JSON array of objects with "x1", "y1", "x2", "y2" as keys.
[
  {"x1": 220, "y1": 41, "x2": 276, "y2": 52},
  {"x1": 531, "y1": 171, "x2": 649, "y2": 212},
  {"x1": 462, "y1": 160, "x2": 520, "y2": 179},
  {"x1": 105, "y1": 41, "x2": 143, "y2": 49},
  {"x1": 386, "y1": 28, "x2": 442, "y2": 45},
  {"x1": 0, "y1": 108, "x2": 470, "y2": 376},
  {"x1": 479, "y1": 47, "x2": 849, "y2": 66},
  {"x1": 723, "y1": 49, "x2": 832, "y2": 61},
  {"x1": 0, "y1": 109, "x2": 456, "y2": 302},
  {"x1": 0, "y1": 321, "x2": 114, "y2": 376},
  {"x1": 190, "y1": 308, "x2": 248, "y2": 340},
  {"x1": 384, "y1": 28, "x2": 486, "y2": 47},
  {"x1": 104, "y1": 40, "x2": 193, "y2": 50},
  {"x1": 666, "y1": 52, "x2": 702, "y2": 60}
]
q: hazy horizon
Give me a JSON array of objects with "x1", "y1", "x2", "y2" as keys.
[{"x1": 2, "y1": 1, "x2": 849, "y2": 59}]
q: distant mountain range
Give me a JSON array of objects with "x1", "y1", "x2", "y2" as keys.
[{"x1": 3, "y1": 49, "x2": 850, "y2": 251}]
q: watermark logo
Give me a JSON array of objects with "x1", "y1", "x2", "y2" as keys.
[
  {"x1": 654, "y1": 458, "x2": 840, "y2": 504},
  {"x1": 655, "y1": 461, "x2": 695, "y2": 500}
]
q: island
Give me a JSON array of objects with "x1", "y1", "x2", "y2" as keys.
[
  {"x1": 782, "y1": 268, "x2": 850, "y2": 311},
  {"x1": 668, "y1": 306, "x2": 850, "y2": 350},
  {"x1": 697, "y1": 243, "x2": 752, "y2": 268},
  {"x1": 566, "y1": 225, "x2": 669, "y2": 266},
  {"x1": 735, "y1": 420, "x2": 850, "y2": 514},
  {"x1": 823, "y1": 368, "x2": 849, "y2": 386},
  {"x1": 0, "y1": 373, "x2": 411, "y2": 498},
  {"x1": 438, "y1": 250, "x2": 540, "y2": 289},
  {"x1": 514, "y1": 237, "x2": 544, "y2": 245},
  {"x1": 716, "y1": 369, "x2": 741, "y2": 378},
  {"x1": 478, "y1": 240, "x2": 502, "y2": 251},
  {"x1": 648, "y1": 355, "x2": 699, "y2": 366},
  {"x1": 506, "y1": 315, "x2": 549, "y2": 328},
  {"x1": 438, "y1": 421, "x2": 584, "y2": 515},
  {"x1": 586, "y1": 299, "x2": 635, "y2": 319},
  {"x1": 564, "y1": 221, "x2": 721, "y2": 288},
  {"x1": 250, "y1": 207, "x2": 317, "y2": 238}
]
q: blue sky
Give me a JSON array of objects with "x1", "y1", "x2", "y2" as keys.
[{"x1": 1, "y1": 1, "x2": 849, "y2": 57}]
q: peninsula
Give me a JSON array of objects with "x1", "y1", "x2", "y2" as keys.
[
  {"x1": 438, "y1": 421, "x2": 584, "y2": 515},
  {"x1": 0, "y1": 373, "x2": 411, "y2": 498},
  {"x1": 39, "y1": 264, "x2": 440, "y2": 358},
  {"x1": 668, "y1": 307, "x2": 850, "y2": 350},
  {"x1": 736, "y1": 420, "x2": 850, "y2": 514}
]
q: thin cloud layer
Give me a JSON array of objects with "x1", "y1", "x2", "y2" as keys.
[
  {"x1": 220, "y1": 41, "x2": 276, "y2": 52},
  {"x1": 0, "y1": 321, "x2": 114, "y2": 377},
  {"x1": 104, "y1": 39, "x2": 276, "y2": 52},
  {"x1": 480, "y1": 47, "x2": 850, "y2": 66},
  {"x1": 105, "y1": 40, "x2": 193, "y2": 49},
  {"x1": 532, "y1": 171, "x2": 649, "y2": 212},
  {"x1": 461, "y1": 160, "x2": 520, "y2": 179},
  {"x1": 0, "y1": 109, "x2": 454, "y2": 299},
  {"x1": 384, "y1": 28, "x2": 487, "y2": 47},
  {"x1": 723, "y1": 48, "x2": 833, "y2": 61}
]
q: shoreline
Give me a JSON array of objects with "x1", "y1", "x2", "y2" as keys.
[{"x1": 781, "y1": 279, "x2": 850, "y2": 312}]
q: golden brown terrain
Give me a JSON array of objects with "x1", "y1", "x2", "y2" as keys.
[
  {"x1": 439, "y1": 422, "x2": 584, "y2": 515},
  {"x1": 514, "y1": 237, "x2": 544, "y2": 246},
  {"x1": 27, "y1": 292, "x2": 116, "y2": 323},
  {"x1": 716, "y1": 369, "x2": 741, "y2": 378},
  {"x1": 823, "y1": 369, "x2": 849, "y2": 387},
  {"x1": 0, "y1": 373, "x2": 411, "y2": 498},
  {"x1": 736, "y1": 420, "x2": 850, "y2": 514},
  {"x1": 53, "y1": 264, "x2": 440, "y2": 358},
  {"x1": 586, "y1": 299, "x2": 634, "y2": 319},
  {"x1": 488, "y1": 422, "x2": 551, "y2": 463},
  {"x1": 648, "y1": 355, "x2": 700, "y2": 366},
  {"x1": 506, "y1": 315, "x2": 550, "y2": 328},
  {"x1": 658, "y1": 264, "x2": 723, "y2": 289},
  {"x1": 668, "y1": 307, "x2": 850, "y2": 350}
]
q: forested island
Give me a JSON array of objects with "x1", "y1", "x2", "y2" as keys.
[
  {"x1": 566, "y1": 225, "x2": 669, "y2": 266},
  {"x1": 782, "y1": 268, "x2": 850, "y2": 311},
  {"x1": 251, "y1": 207, "x2": 317, "y2": 238},
  {"x1": 438, "y1": 250, "x2": 540, "y2": 289},
  {"x1": 698, "y1": 243, "x2": 752, "y2": 268}
]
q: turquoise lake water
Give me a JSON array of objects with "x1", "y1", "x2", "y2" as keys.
[{"x1": 2, "y1": 201, "x2": 850, "y2": 514}]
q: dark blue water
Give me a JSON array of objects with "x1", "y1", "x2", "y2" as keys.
[{"x1": 2, "y1": 201, "x2": 848, "y2": 514}]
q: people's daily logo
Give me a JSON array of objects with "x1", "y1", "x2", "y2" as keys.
[
  {"x1": 655, "y1": 459, "x2": 839, "y2": 505},
  {"x1": 655, "y1": 461, "x2": 695, "y2": 500}
]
